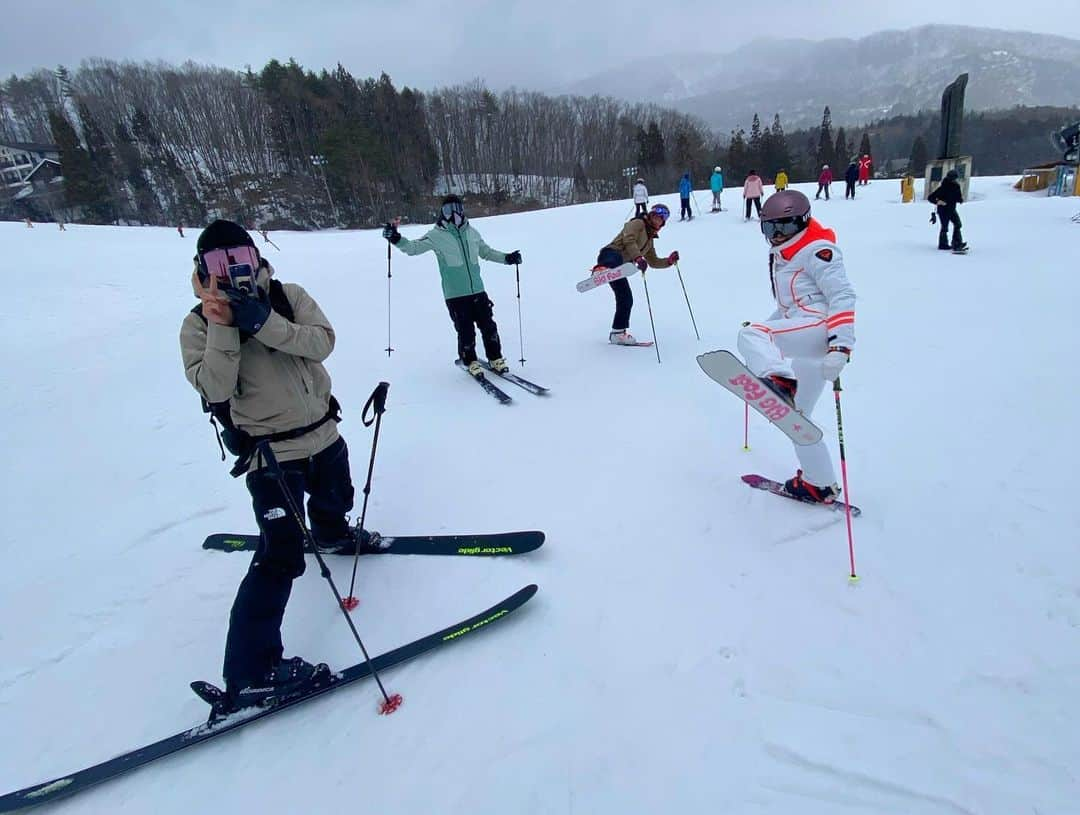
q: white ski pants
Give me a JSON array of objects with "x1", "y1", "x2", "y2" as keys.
[{"x1": 737, "y1": 312, "x2": 837, "y2": 486}]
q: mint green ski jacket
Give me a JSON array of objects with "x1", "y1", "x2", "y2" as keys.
[{"x1": 393, "y1": 220, "x2": 509, "y2": 300}]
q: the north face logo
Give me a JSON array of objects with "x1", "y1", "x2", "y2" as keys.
[{"x1": 263, "y1": 507, "x2": 286, "y2": 521}]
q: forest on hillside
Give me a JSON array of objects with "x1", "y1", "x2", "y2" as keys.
[{"x1": 1, "y1": 59, "x2": 1075, "y2": 227}]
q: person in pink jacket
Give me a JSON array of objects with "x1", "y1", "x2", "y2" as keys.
[
  {"x1": 815, "y1": 165, "x2": 832, "y2": 200},
  {"x1": 743, "y1": 169, "x2": 764, "y2": 220}
]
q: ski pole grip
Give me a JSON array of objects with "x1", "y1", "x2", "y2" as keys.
[{"x1": 362, "y1": 381, "x2": 390, "y2": 427}]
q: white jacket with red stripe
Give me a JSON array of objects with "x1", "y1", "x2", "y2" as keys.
[{"x1": 768, "y1": 219, "x2": 856, "y2": 349}]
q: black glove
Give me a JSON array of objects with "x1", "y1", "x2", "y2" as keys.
[
  {"x1": 505, "y1": 250, "x2": 522, "y2": 265},
  {"x1": 382, "y1": 222, "x2": 401, "y2": 244},
  {"x1": 929, "y1": 211, "x2": 937, "y2": 225},
  {"x1": 227, "y1": 290, "x2": 272, "y2": 334}
]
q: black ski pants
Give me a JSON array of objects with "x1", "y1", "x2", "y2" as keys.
[
  {"x1": 446, "y1": 292, "x2": 502, "y2": 365},
  {"x1": 845, "y1": 180, "x2": 856, "y2": 199},
  {"x1": 597, "y1": 247, "x2": 633, "y2": 330},
  {"x1": 744, "y1": 196, "x2": 762, "y2": 218},
  {"x1": 223, "y1": 437, "x2": 354, "y2": 690},
  {"x1": 937, "y1": 206, "x2": 963, "y2": 247},
  {"x1": 816, "y1": 183, "x2": 830, "y2": 200},
  {"x1": 635, "y1": 202, "x2": 648, "y2": 217},
  {"x1": 680, "y1": 197, "x2": 692, "y2": 219}
]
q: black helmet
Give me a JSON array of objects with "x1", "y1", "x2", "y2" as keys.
[
  {"x1": 946, "y1": 169, "x2": 959, "y2": 180},
  {"x1": 197, "y1": 219, "x2": 254, "y2": 253}
]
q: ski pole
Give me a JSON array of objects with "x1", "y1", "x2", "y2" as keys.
[
  {"x1": 345, "y1": 381, "x2": 389, "y2": 608},
  {"x1": 833, "y1": 378, "x2": 858, "y2": 582},
  {"x1": 515, "y1": 263, "x2": 526, "y2": 366},
  {"x1": 674, "y1": 261, "x2": 700, "y2": 340},
  {"x1": 691, "y1": 189, "x2": 705, "y2": 217},
  {"x1": 640, "y1": 269, "x2": 661, "y2": 364},
  {"x1": 255, "y1": 440, "x2": 403, "y2": 715},
  {"x1": 385, "y1": 240, "x2": 394, "y2": 357},
  {"x1": 743, "y1": 402, "x2": 750, "y2": 451}
]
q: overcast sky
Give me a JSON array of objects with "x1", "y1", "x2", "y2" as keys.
[{"x1": 3, "y1": 0, "x2": 1077, "y2": 90}]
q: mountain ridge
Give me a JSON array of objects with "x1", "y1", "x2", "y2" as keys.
[{"x1": 557, "y1": 24, "x2": 1080, "y2": 132}]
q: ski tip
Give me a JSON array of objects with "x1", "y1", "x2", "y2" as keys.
[{"x1": 740, "y1": 474, "x2": 766, "y2": 486}]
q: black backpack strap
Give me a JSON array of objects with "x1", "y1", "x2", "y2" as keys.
[{"x1": 228, "y1": 396, "x2": 343, "y2": 477}]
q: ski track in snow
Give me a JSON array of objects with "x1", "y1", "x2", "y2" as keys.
[{"x1": 2, "y1": 177, "x2": 1080, "y2": 814}]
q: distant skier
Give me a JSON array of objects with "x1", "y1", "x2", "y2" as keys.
[
  {"x1": 383, "y1": 195, "x2": 521, "y2": 375},
  {"x1": 815, "y1": 165, "x2": 832, "y2": 200},
  {"x1": 24, "y1": 217, "x2": 33, "y2": 228},
  {"x1": 710, "y1": 166, "x2": 724, "y2": 212},
  {"x1": 743, "y1": 169, "x2": 764, "y2": 220},
  {"x1": 736, "y1": 190, "x2": 856, "y2": 503},
  {"x1": 594, "y1": 204, "x2": 678, "y2": 344},
  {"x1": 678, "y1": 172, "x2": 693, "y2": 220},
  {"x1": 858, "y1": 154, "x2": 872, "y2": 185},
  {"x1": 774, "y1": 168, "x2": 789, "y2": 192},
  {"x1": 927, "y1": 169, "x2": 967, "y2": 252},
  {"x1": 844, "y1": 162, "x2": 858, "y2": 199},
  {"x1": 633, "y1": 177, "x2": 649, "y2": 217},
  {"x1": 177, "y1": 224, "x2": 185, "y2": 237},
  {"x1": 180, "y1": 219, "x2": 377, "y2": 716}
]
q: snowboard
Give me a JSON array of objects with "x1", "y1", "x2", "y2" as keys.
[
  {"x1": 576, "y1": 262, "x2": 639, "y2": 293},
  {"x1": 697, "y1": 350, "x2": 823, "y2": 445}
]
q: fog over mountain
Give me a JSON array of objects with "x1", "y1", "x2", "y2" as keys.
[{"x1": 560, "y1": 25, "x2": 1080, "y2": 133}]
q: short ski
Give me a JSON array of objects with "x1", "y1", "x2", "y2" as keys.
[
  {"x1": 697, "y1": 350, "x2": 823, "y2": 445},
  {"x1": 611, "y1": 340, "x2": 654, "y2": 348},
  {"x1": 576, "y1": 262, "x2": 639, "y2": 293},
  {"x1": 454, "y1": 360, "x2": 512, "y2": 404},
  {"x1": 0, "y1": 585, "x2": 538, "y2": 813},
  {"x1": 742, "y1": 474, "x2": 862, "y2": 516},
  {"x1": 203, "y1": 530, "x2": 545, "y2": 556},
  {"x1": 478, "y1": 362, "x2": 550, "y2": 396}
]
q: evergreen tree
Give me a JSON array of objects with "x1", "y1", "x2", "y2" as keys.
[
  {"x1": 639, "y1": 120, "x2": 665, "y2": 168},
  {"x1": 858, "y1": 131, "x2": 872, "y2": 159},
  {"x1": 767, "y1": 114, "x2": 791, "y2": 175},
  {"x1": 834, "y1": 126, "x2": 849, "y2": 167},
  {"x1": 908, "y1": 135, "x2": 929, "y2": 175},
  {"x1": 816, "y1": 106, "x2": 835, "y2": 171},
  {"x1": 48, "y1": 110, "x2": 97, "y2": 219},
  {"x1": 77, "y1": 102, "x2": 120, "y2": 222},
  {"x1": 748, "y1": 113, "x2": 764, "y2": 170},
  {"x1": 727, "y1": 128, "x2": 749, "y2": 182}
]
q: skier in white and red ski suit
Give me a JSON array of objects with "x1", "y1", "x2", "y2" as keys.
[{"x1": 737, "y1": 189, "x2": 856, "y2": 502}]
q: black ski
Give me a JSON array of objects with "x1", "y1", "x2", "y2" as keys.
[
  {"x1": 454, "y1": 360, "x2": 512, "y2": 404},
  {"x1": 203, "y1": 530, "x2": 545, "y2": 556},
  {"x1": 478, "y1": 362, "x2": 550, "y2": 396},
  {"x1": 0, "y1": 584, "x2": 538, "y2": 813}
]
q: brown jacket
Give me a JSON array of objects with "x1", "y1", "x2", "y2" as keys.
[
  {"x1": 180, "y1": 263, "x2": 339, "y2": 469},
  {"x1": 604, "y1": 217, "x2": 672, "y2": 269}
]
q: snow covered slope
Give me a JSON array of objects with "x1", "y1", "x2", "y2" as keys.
[{"x1": 1, "y1": 178, "x2": 1078, "y2": 814}]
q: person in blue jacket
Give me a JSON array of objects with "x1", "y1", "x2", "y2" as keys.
[
  {"x1": 678, "y1": 172, "x2": 693, "y2": 221},
  {"x1": 709, "y1": 166, "x2": 724, "y2": 212}
]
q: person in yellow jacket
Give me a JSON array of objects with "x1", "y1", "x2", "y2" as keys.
[{"x1": 774, "y1": 169, "x2": 789, "y2": 192}]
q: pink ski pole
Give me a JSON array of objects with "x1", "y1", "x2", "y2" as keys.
[{"x1": 833, "y1": 378, "x2": 858, "y2": 581}]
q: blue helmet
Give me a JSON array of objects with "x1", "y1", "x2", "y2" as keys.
[{"x1": 649, "y1": 203, "x2": 670, "y2": 223}]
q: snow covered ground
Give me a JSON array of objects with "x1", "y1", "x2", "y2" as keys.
[{"x1": 1, "y1": 178, "x2": 1079, "y2": 814}]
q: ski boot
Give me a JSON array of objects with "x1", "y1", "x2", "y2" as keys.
[
  {"x1": 314, "y1": 526, "x2": 385, "y2": 555},
  {"x1": 609, "y1": 329, "x2": 638, "y2": 345},
  {"x1": 783, "y1": 470, "x2": 840, "y2": 504},
  {"x1": 488, "y1": 357, "x2": 509, "y2": 374},
  {"x1": 195, "y1": 657, "x2": 331, "y2": 722},
  {"x1": 761, "y1": 374, "x2": 797, "y2": 408},
  {"x1": 466, "y1": 360, "x2": 483, "y2": 377}
]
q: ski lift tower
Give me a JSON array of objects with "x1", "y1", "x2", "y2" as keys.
[
  {"x1": 924, "y1": 74, "x2": 974, "y2": 201},
  {"x1": 622, "y1": 166, "x2": 638, "y2": 199}
]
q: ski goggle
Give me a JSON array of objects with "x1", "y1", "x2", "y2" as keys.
[
  {"x1": 760, "y1": 217, "x2": 805, "y2": 241},
  {"x1": 649, "y1": 204, "x2": 670, "y2": 223},
  {"x1": 199, "y1": 245, "x2": 260, "y2": 294},
  {"x1": 441, "y1": 201, "x2": 464, "y2": 220}
]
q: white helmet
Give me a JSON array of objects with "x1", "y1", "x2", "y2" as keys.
[{"x1": 714, "y1": 166, "x2": 722, "y2": 172}]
